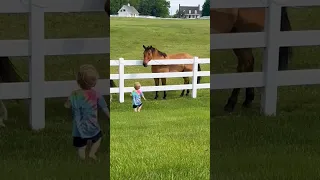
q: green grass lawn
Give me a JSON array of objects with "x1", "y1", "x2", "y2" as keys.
[
  {"x1": 110, "y1": 17, "x2": 210, "y2": 179},
  {"x1": 0, "y1": 14, "x2": 210, "y2": 179},
  {"x1": 0, "y1": 12, "x2": 111, "y2": 179},
  {"x1": 1, "y1": 7, "x2": 320, "y2": 180},
  {"x1": 211, "y1": 7, "x2": 320, "y2": 179}
]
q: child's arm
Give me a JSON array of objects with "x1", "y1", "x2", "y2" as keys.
[
  {"x1": 97, "y1": 93, "x2": 110, "y2": 120},
  {"x1": 141, "y1": 91, "x2": 146, "y2": 100}
]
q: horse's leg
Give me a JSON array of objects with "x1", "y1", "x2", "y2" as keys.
[
  {"x1": 161, "y1": 78, "x2": 167, "y2": 99},
  {"x1": 0, "y1": 100, "x2": 7, "y2": 127},
  {"x1": 224, "y1": 49, "x2": 251, "y2": 112},
  {"x1": 229, "y1": 49, "x2": 255, "y2": 110},
  {"x1": 154, "y1": 78, "x2": 160, "y2": 99},
  {"x1": 180, "y1": 79, "x2": 185, "y2": 97},
  {"x1": 242, "y1": 50, "x2": 255, "y2": 108},
  {"x1": 184, "y1": 77, "x2": 190, "y2": 96}
]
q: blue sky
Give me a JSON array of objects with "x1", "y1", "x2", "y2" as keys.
[{"x1": 168, "y1": 0, "x2": 206, "y2": 15}]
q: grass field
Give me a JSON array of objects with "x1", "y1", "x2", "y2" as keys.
[
  {"x1": 110, "y1": 17, "x2": 210, "y2": 179},
  {"x1": 0, "y1": 12, "x2": 111, "y2": 179},
  {"x1": 1, "y1": 6, "x2": 320, "y2": 180},
  {"x1": 0, "y1": 14, "x2": 210, "y2": 179},
  {"x1": 211, "y1": 7, "x2": 320, "y2": 179}
]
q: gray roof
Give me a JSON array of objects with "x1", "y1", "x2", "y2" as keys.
[
  {"x1": 179, "y1": 5, "x2": 201, "y2": 15},
  {"x1": 118, "y1": 5, "x2": 139, "y2": 14}
]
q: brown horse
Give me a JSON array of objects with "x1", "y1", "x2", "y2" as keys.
[
  {"x1": 0, "y1": 57, "x2": 23, "y2": 127},
  {"x1": 104, "y1": 0, "x2": 110, "y2": 17},
  {"x1": 211, "y1": 7, "x2": 292, "y2": 112},
  {"x1": 104, "y1": 0, "x2": 116, "y2": 89},
  {"x1": 142, "y1": 45, "x2": 201, "y2": 99}
]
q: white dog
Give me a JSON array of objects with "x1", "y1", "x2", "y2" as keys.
[{"x1": 0, "y1": 100, "x2": 7, "y2": 127}]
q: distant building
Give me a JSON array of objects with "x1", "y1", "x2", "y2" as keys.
[
  {"x1": 178, "y1": 4, "x2": 202, "y2": 19},
  {"x1": 117, "y1": 3, "x2": 139, "y2": 17}
]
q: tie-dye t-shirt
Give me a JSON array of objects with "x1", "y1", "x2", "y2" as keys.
[
  {"x1": 131, "y1": 90, "x2": 144, "y2": 106},
  {"x1": 68, "y1": 89, "x2": 107, "y2": 138}
]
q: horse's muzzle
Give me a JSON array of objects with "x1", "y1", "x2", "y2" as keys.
[{"x1": 143, "y1": 62, "x2": 147, "y2": 67}]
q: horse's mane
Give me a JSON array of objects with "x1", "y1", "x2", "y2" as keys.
[{"x1": 145, "y1": 46, "x2": 167, "y2": 58}]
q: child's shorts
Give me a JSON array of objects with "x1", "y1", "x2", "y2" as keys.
[
  {"x1": 73, "y1": 131, "x2": 102, "y2": 148},
  {"x1": 132, "y1": 103, "x2": 142, "y2": 108}
]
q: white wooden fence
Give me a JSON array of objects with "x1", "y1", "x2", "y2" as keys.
[
  {"x1": 110, "y1": 57, "x2": 210, "y2": 102},
  {"x1": 211, "y1": 0, "x2": 320, "y2": 115},
  {"x1": 0, "y1": 0, "x2": 109, "y2": 130}
]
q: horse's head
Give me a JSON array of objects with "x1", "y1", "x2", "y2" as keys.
[
  {"x1": 142, "y1": 45, "x2": 167, "y2": 67},
  {"x1": 142, "y1": 45, "x2": 154, "y2": 67}
]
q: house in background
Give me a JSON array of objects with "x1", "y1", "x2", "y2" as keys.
[
  {"x1": 178, "y1": 4, "x2": 202, "y2": 19},
  {"x1": 118, "y1": 3, "x2": 139, "y2": 17}
]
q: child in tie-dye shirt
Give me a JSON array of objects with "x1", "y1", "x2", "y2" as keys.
[
  {"x1": 130, "y1": 82, "x2": 146, "y2": 112},
  {"x1": 64, "y1": 64, "x2": 109, "y2": 160}
]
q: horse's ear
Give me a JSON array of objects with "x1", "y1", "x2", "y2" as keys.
[
  {"x1": 143, "y1": 45, "x2": 146, "y2": 49},
  {"x1": 150, "y1": 45, "x2": 153, "y2": 48}
]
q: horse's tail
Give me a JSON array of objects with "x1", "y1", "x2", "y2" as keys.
[
  {"x1": 110, "y1": 80, "x2": 116, "y2": 87},
  {"x1": 104, "y1": 0, "x2": 110, "y2": 16},
  {"x1": 0, "y1": 57, "x2": 23, "y2": 82},
  {"x1": 197, "y1": 64, "x2": 201, "y2": 84},
  {"x1": 279, "y1": 7, "x2": 292, "y2": 70}
]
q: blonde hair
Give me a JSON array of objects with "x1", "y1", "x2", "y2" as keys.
[
  {"x1": 77, "y1": 64, "x2": 99, "y2": 90},
  {"x1": 134, "y1": 82, "x2": 141, "y2": 90}
]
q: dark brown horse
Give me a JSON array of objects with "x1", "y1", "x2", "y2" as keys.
[
  {"x1": 211, "y1": 7, "x2": 292, "y2": 112},
  {"x1": 104, "y1": 0, "x2": 116, "y2": 88},
  {"x1": 104, "y1": 0, "x2": 110, "y2": 16},
  {"x1": 0, "y1": 57, "x2": 22, "y2": 127},
  {"x1": 142, "y1": 45, "x2": 201, "y2": 99}
]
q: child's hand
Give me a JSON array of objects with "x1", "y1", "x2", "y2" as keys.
[{"x1": 64, "y1": 101, "x2": 71, "y2": 108}]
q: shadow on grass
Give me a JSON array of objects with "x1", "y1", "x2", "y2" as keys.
[
  {"x1": 0, "y1": 98, "x2": 110, "y2": 179},
  {"x1": 210, "y1": 85, "x2": 320, "y2": 179}
]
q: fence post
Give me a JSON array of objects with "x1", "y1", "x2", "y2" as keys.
[
  {"x1": 119, "y1": 58, "x2": 125, "y2": 103},
  {"x1": 260, "y1": 2, "x2": 281, "y2": 115},
  {"x1": 192, "y1": 56, "x2": 199, "y2": 98},
  {"x1": 29, "y1": 1, "x2": 45, "y2": 130}
]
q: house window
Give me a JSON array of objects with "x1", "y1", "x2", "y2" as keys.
[
  {"x1": 189, "y1": 10, "x2": 191, "y2": 14},
  {"x1": 195, "y1": 10, "x2": 197, "y2": 14}
]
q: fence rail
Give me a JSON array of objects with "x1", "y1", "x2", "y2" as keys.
[
  {"x1": 211, "y1": 0, "x2": 320, "y2": 8},
  {"x1": 0, "y1": 0, "x2": 109, "y2": 130},
  {"x1": 110, "y1": 58, "x2": 210, "y2": 103},
  {"x1": 0, "y1": 0, "x2": 106, "y2": 13},
  {"x1": 211, "y1": 0, "x2": 320, "y2": 115}
]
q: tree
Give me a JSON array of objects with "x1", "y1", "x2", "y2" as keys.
[
  {"x1": 153, "y1": 0, "x2": 170, "y2": 17},
  {"x1": 138, "y1": 0, "x2": 152, "y2": 15},
  {"x1": 110, "y1": 0, "x2": 127, "y2": 15},
  {"x1": 202, "y1": 0, "x2": 210, "y2": 16},
  {"x1": 138, "y1": 0, "x2": 170, "y2": 17},
  {"x1": 173, "y1": 9, "x2": 185, "y2": 18}
]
